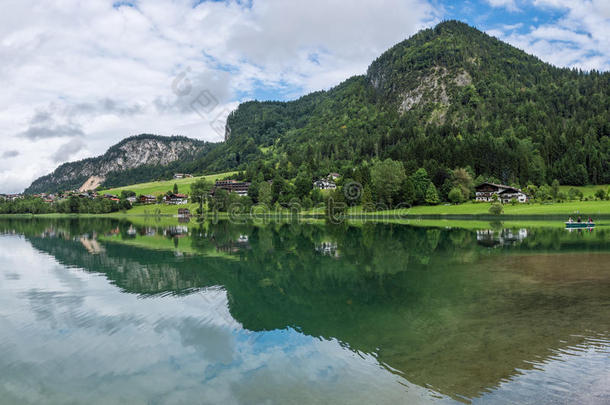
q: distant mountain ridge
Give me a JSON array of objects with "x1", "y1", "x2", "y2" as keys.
[
  {"x1": 26, "y1": 135, "x2": 209, "y2": 194},
  {"x1": 26, "y1": 20, "x2": 610, "y2": 193}
]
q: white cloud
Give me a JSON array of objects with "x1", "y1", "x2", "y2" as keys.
[
  {"x1": 1, "y1": 0, "x2": 608, "y2": 194},
  {"x1": 0, "y1": 0, "x2": 437, "y2": 193},
  {"x1": 486, "y1": 0, "x2": 520, "y2": 12},
  {"x1": 51, "y1": 139, "x2": 87, "y2": 163},
  {"x1": 490, "y1": 0, "x2": 610, "y2": 71}
]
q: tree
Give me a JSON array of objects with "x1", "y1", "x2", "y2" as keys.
[
  {"x1": 68, "y1": 196, "x2": 80, "y2": 213},
  {"x1": 173, "y1": 183, "x2": 179, "y2": 194},
  {"x1": 210, "y1": 188, "x2": 230, "y2": 212},
  {"x1": 399, "y1": 177, "x2": 416, "y2": 206},
  {"x1": 370, "y1": 159, "x2": 406, "y2": 208},
  {"x1": 361, "y1": 186, "x2": 375, "y2": 211},
  {"x1": 302, "y1": 196, "x2": 313, "y2": 210},
  {"x1": 424, "y1": 182, "x2": 440, "y2": 205},
  {"x1": 311, "y1": 188, "x2": 323, "y2": 204},
  {"x1": 489, "y1": 202, "x2": 504, "y2": 215},
  {"x1": 120, "y1": 198, "x2": 132, "y2": 211},
  {"x1": 448, "y1": 187, "x2": 464, "y2": 204},
  {"x1": 568, "y1": 187, "x2": 582, "y2": 201},
  {"x1": 258, "y1": 181, "x2": 273, "y2": 207},
  {"x1": 248, "y1": 173, "x2": 264, "y2": 203},
  {"x1": 551, "y1": 179, "x2": 560, "y2": 200},
  {"x1": 294, "y1": 167, "x2": 313, "y2": 199},
  {"x1": 120, "y1": 190, "x2": 136, "y2": 199},
  {"x1": 525, "y1": 184, "x2": 538, "y2": 200},
  {"x1": 452, "y1": 168, "x2": 474, "y2": 201},
  {"x1": 272, "y1": 174, "x2": 286, "y2": 204},
  {"x1": 190, "y1": 178, "x2": 210, "y2": 216},
  {"x1": 411, "y1": 168, "x2": 430, "y2": 205},
  {"x1": 537, "y1": 184, "x2": 552, "y2": 201},
  {"x1": 595, "y1": 188, "x2": 607, "y2": 200},
  {"x1": 325, "y1": 188, "x2": 346, "y2": 223}
]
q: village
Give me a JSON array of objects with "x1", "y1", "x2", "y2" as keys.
[{"x1": 1, "y1": 171, "x2": 536, "y2": 212}]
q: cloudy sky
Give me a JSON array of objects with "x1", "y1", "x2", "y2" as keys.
[{"x1": 1, "y1": 0, "x2": 608, "y2": 193}]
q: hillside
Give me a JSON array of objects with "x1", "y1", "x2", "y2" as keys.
[
  {"x1": 202, "y1": 20, "x2": 608, "y2": 186},
  {"x1": 26, "y1": 134, "x2": 213, "y2": 194},
  {"x1": 27, "y1": 21, "x2": 610, "y2": 194},
  {"x1": 98, "y1": 171, "x2": 237, "y2": 197}
]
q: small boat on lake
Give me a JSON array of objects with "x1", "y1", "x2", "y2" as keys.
[{"x1": 565, "y1": 222, "x2": 595, "y2": 229}]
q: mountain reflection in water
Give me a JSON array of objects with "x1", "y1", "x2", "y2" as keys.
[{"x1": 0, "y1": 218, "x2": 608, "y2": 405}]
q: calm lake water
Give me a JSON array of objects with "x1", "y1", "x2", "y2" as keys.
[{"x1": 0, "y1": 218, "x2": 608, "y2": 404}]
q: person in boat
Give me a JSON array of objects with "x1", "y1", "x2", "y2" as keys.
[
  {"x1": 568, "y1": 217, "x2": 574, "y2": 223},
  {"x1": 588, "y1": 217, "x2": 594, "y2": 223},
  {"x1": 577, "y1": 216, "x2": 582, "y2": 223}
]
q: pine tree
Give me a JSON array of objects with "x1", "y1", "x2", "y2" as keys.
[{"x1": 425, "y1": 182, "x2": 440, "y2": 205}]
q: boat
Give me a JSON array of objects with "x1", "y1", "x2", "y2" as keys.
[{"x1": 565, "y1": 222, "x2": 595, "y2": 229}]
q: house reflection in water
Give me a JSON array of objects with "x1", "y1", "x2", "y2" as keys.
[
  {"x1": 476, "y1": 228, "x2": 528, "y2": 247},
  {"x1": 126, "y1": 225, "x2": 137, "y2": 236},
  {"x1": 315, "y1": 241, "x2": 339, "y2": 258},
  {"x1": 164, "y1": 226, "x2": 189, "y2": 238},
  {"x1": 216, "y1": 234, "x2": 251, "y2": 254},
  {"x1": 79, "y1": 236, "x2": 105, "y2": 254}
]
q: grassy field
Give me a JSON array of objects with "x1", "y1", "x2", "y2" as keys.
[
  {"x1": 116, "y1": 199, "x2": 610, "y2": 218},
  {"x1": 348, "y1": 200, "x2": 610, "y2": 216},
  {"x1": 558, "y1": 184, "x2": 609, "y2": 198},
  {"x1": 98, "y1": 172, "x2": 238, "y2": 196}
]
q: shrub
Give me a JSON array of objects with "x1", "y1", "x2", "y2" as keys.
[
  {"x1": 489, "y1": 202, "x2": 504, "y2": 215},
  {"x1": 568, "y1": 188, "x2": 582, "y2": 201},
  {"x1": 448, "y1": 187, "x2": 464, "y2": 204},
  {"x1": 595, "y1": 189, "x2": 607, "y2": 200}
]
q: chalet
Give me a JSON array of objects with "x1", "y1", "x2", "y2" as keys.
[
  {"x1": 173, "y1": 173, "x2": 193, "y2": 179},
  {"x1": 313, "y1": 179, "x2": 336, "y2": 190},
  {"x1": 164, "y1": 193, "x2": 188, "y2": 205},
  {"x1": 328, "y1": 173, "x2": 340, "y2": 181},
  {"x1": 213, "y1": 180, "x2": 250, "y2": 196},
  {"x1": 475, "y1": 182, "x2": 528, "y2": 203},
  {"x1": 139, "y1": 195, "x2": 157, "y2": 204},
  {"x1": 126, "y1": 196, "x2": 137, "y2": 204}
]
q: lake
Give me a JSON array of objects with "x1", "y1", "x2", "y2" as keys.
[{"x1": 0, "y1": 218, "x2": 608, "y2": 404}]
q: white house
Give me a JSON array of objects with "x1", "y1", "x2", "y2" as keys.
[
  {"x1": 475, "y1": 182, "x2": 528, "y2": 203},
  {"x1": 313, "y1": 179, "x2": 337, "y2": 190}
]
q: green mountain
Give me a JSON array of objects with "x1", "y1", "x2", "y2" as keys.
[
  {"x1": 27, "y1": 21, "x2": 609, "y2": 194},
  {"x1": 197, "y1": 20, "x2": 608, "y2": 186}
]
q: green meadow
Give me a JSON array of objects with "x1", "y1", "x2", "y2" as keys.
[
  {"x1": 98, "y1": 171, "x2": 238, "y2": 196},
  {"x1": 558, "y1": 184, "x2": 609, "y2": 198},
  {"x1": 358, "y1": 200, "x2": 610, "y2": 216}
]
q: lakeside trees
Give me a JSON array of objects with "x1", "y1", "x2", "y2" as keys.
[{"x1": 0, "y1": 196, "x2": 123, "y2": 215}]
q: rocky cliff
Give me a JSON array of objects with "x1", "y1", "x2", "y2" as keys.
[{"x1": 26, "y1": 134, "x2": 206, "y2": 194}]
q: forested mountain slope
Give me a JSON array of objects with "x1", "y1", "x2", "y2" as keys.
[
  {"x1": 208, "y1": 20, "x2": 609, "y2": 186},
  {"x1": 27, "y1": 21, "x2": 609, "y2": 194}
]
